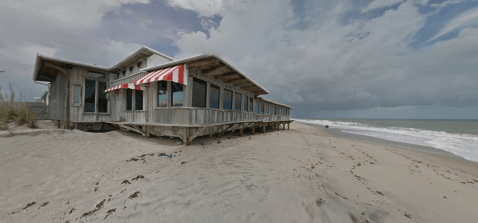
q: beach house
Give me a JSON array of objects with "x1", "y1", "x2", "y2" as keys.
[{"x1": 32, "y1": 46, "x2": 293, "y2": 145}]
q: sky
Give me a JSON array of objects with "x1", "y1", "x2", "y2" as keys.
[{"x1": 0, "y1": 0, "x2": 477, "y2": 119}]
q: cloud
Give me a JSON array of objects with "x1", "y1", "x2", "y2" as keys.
[
  {"x1": 173, "y1": 0, "x2": 478, "y2": 116},
  {"x1": 0, "y1": 0, "x2": 149, "y2": 100},
  {"x1": 165, "y1": 0, "x2": 225, "y2": 17},
  {"x1": 361, "y1": 0, "x2": 405, "y2": 13},
  {"x1": 425, "y1": 6, "x2": 478, "y2": 43}
]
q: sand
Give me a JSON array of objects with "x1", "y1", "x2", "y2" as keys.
[{"x1": 1, "y1": 121, "x2": 477, "y2": 223}]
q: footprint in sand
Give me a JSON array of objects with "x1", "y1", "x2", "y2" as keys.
[
  {"x1": 131, "y1": 175, "x2": 144, "y2": 181},
  {"x1": 121, "y1": 180, "x2": 131, "y2": 185},
  {"x1": 11, "y1": 202, "x2": 36, "y2": 214},
  {"x1": 128, "y1": 191, "x2": 140, "y2": 200}
]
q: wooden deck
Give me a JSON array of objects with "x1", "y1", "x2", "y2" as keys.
[{"x1": 72, "y1": 120, "x2": 294, "y2": 145}]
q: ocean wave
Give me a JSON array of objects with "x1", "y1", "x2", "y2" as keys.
[{"x1": 294, "y1": 119, "x2": 478, "y2": 162}]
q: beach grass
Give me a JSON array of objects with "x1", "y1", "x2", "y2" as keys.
[{"x1": 0, "y1": 87, "x2": 37, "y2": 129}]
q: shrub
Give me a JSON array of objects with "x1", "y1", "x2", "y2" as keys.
[
  {"x1": 16, "y1": 104, "x2": 37, "y2": 128},
  {"x1": 0, "y1": 103, "x2": 16, "y2": 128}
]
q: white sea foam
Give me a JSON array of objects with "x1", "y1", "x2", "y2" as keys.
[{"x1": 294, "y1": 119, "x2": 478, "y2": 162}]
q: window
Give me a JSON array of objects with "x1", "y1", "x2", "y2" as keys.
[
  {"x1": 135, "y1": 90, "x2": 143, "y2": 110},
  {"x1": 223, "y1": 89, "x2": 233, "y2": 110},
  {"x1": 261, "y1": 104, "x2": 264, "y2": 114},
  {"x1": 158, "y1": 81, "x2": 168, "y2": 107},
  {"x1": 235, "y1": 93, "x2": 242, "y2": 111},
  {"x1": 126, "y1": 89, "x2": 133, "y2": 111},
  {"x1": 255, "y1": 103, "x2": 259, "y2": 114},
  {"x1": 244, "y1": 96, "x2": 248, "y2": 112},
  {"x1": 171, "y1": 82, "x2": 184, "y2": 106},
  {"x1": 279, "y1": 108, "x2": 282, "y2": 115},
  {"x1": 84, "y1": 79, "x2": 96, "y2": 112},
  {"x1": 73, "y1": 85, "x2": 81, "y2": 106},
  {"x1": 122, "y1": 70, "x2": 126, "y2": 76},
  {"x1": 98, "y1": 81, "x2": 107, "y2": 113},
  {"x1": 192, "y1": 78, "x2": 207, "y2": 108},
  {"x1": 137, "y1": 62, "x2": 142, "y2": 68},
  {"x1": 265, "y1": 105, "x2": 269, "y2": 115},
  {"x1": 84, "y1": 79, "x2": 108, "y2": 113},
  {"x1": 250, "y1": 97, "x2": 253, "y2": 112},
  {"x1": 129, "y1": 66, "x2": 133, "y2": 72},
  {"x1": 210, "y1": 84, "x2": 220, "y2": 109}
]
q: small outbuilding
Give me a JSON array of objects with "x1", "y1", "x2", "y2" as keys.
[{"x1": 32, "y1": 46, "x2": 293, "y2": 145}]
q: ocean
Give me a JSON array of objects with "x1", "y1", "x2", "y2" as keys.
[{"x1": 294, "y1": 119, "x2": 478, "y2": 162}]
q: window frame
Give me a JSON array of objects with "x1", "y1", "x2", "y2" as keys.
[
  {"x1": 157, "y1": 81, "x2": 168, "y2": 108},
  {"x1": 192, "y1": 77, "x2": 207, "y2": 108},
  {"x1": 223, "y1": 89, "x2": 233, "y2": 111},
  {"x1": 83, "y1": 78, "x2": 109, "y2": 113},
  {"x1": 234, "y1": 92, "x2": 242, "y2": 111},
  {"x1": 72, "y1": 85, "x2": 82, "y2": 107},
  {"x1": 210, "y1": 84, "x2": 220, "y2": 110},
  {"x1": 171, "y1": 82, "x2": 184, "y2": 107}
]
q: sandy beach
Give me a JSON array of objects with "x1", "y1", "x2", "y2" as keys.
[{"x1": 1, "y1": 121, "x2": 478, "y2": 223}]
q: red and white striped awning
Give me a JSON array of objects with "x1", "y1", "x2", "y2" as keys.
[
  {"x1": 135, "y1": 65, "x2": 187, "y2": 86},
  {"x1": 105, "y1": 83, "x2": 144, "y2": 93}
]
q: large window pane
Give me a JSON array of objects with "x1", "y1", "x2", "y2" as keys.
[
  {"x1": 135, "y1": 90, "x2": 143, "y2": 110},
  {"x1": 235, "y1": 93, "x2": 242, "y2": 111},
  {"x1": 255, "y1": 103, "x2": 259, "y2": 114},
  {"x1": 210, "y1": 84, "x2": 220, "y2": 109},
  {"x1": 261, "y1": 104, "x2": 264, "y2": 114},
  {"x1": 265, "y1": 105, "x2": 269, "y2": 115},
  {"x1": 244, "y1": 96, "x2": 248, "y2": 112},
  {"x1": 250, "y1": 98, "x2": 253, "y2": 112},
  {"x1": 223, "y1": 89, "x2": 232, "y2": 110},
  {"x1": 158, "y1": 81, "x2": 168, "y2": 107},
  {"x1": 84, "y1": 79, "x2": 96, "y2": 112},
  {"x1": 171, "y1": 82, "x2": 184, "y2": 107},
  {"x1": 192, "y1": 78, "x2": 207, "y2": 108},
  {"x1": 126, "y1": 89, "x2": 133, "y2": 111},
  {"x1": 98, "y1": 81, "x2": 108, "y2": 113}
]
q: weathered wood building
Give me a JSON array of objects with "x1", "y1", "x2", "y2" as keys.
[{"x1": 33, "y1": 46, "x2": 293, "y2": 145}]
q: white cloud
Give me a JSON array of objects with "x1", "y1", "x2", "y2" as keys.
[
  {"x1": 165, "y1": 0, "x2": 225, "y2": 17},
  {"x1": 0, "y1": 0, "x2": 150, "y2": 100},
  {"x1": 173, "y1": 0, "x2": 478, "y2": 112},
  {"x1": 361, "y1": 0, "x2": 404, "y2": 13},
  {"x1": 425, "y1": 6, "x2": 478, "y2": 43}
]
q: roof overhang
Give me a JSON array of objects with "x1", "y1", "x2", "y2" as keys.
[
  {"x1": 141, "y1": 54, "x2": 269, "y2": 96},
  {"x1": 110, "y1": 46, "x2": 174, "y2": 70},
  {"x1": 258, "y1": 97, "x2": 294, "y2": 109},
  {"x1": 32, "y1": 54, "x2": 109, "y2": 82}
]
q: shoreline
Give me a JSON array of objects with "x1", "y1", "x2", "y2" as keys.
[{"x1": 298, "y1": 120, "x2": 477, "y2": 163}]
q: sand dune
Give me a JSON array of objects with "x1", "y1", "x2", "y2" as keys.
[{"x1": 1, "y1": 122, "x2": 477, "y2": 222}]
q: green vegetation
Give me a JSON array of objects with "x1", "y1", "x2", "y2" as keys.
[{"x1": 0, "y1": 87, "x2": 37, "y2": 129}]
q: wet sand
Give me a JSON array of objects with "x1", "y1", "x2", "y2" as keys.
[{"x1": 1, "y1": 121, "x2": 478, "y2": 222}]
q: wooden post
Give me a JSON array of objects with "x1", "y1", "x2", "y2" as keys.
[
  {"x1": 56, "y1": 120, "x2": 60, "y2": 128},
  {"x1": 65, "y1": 70, "x2": 71, "y2": 130},
  {"x1": 277, "y1": 124, "x2": 280, "y2": 131},
  {"x1": 283, "y1": 123, "x2": 285, "y2": 130},
  {"x1": 145, "y1": 126, "x2": 151, "y2": 138},
  {"x1": 288, "y1": 123, "x2": 290, "y2": 130},
  {"x1": 271, "y1": 124, "x2": 274, "y2": 132},
  {"x1": 218, "y1": 132, "x2": 222, "y2": 138},
  {"x1": 251, "y1": 126, "x2": 255, "y2": 135},
  {"x1": 239, "y1": 128, "x2": 243, "y2": 137},
  {"x1": 262, "y1": 125, "x2": 266, "y2": 133}
]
